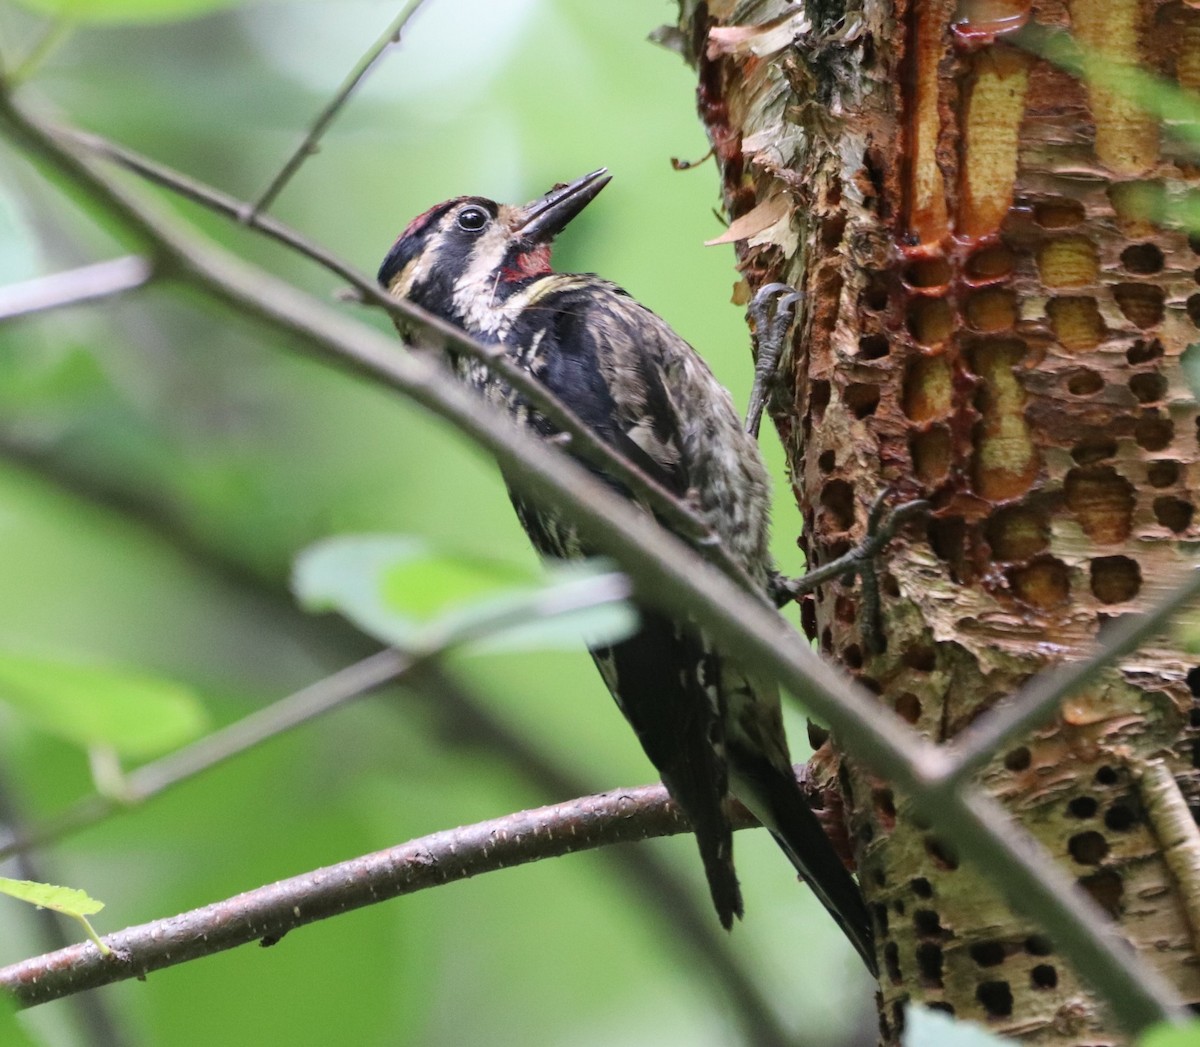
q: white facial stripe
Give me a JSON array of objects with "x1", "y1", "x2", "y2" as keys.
[
  {"x1": 451, "y1": 222, "x2": 517, "y2": 335},
  {"x1": 392, "y1": 209, "x2": 458, "y2": 298}
]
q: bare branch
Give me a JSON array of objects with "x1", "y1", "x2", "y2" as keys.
[
  {"x1": 0, "y1": 94, "x2": 1188, "y2": 1031},
  {"x1": 0, "y1": 780, "x2": 703, "y2": 1006},
  {"x1": 0, "y1": 255, "x2": 152, "y2": 323},
  {"x1": 246, "y1": 0, "x2": 432, "y2": 220}
]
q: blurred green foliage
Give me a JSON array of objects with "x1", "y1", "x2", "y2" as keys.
[{"x1": 0, "y1": 1, "x2": 875, "y2": 1044}]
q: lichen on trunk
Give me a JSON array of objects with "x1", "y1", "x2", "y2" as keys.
[{"x1": 676, "y1": 0, "x2": 1200, "y2": 1041}]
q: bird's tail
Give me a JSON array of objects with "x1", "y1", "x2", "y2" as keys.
[{"x1": 730, "y1": 746, "x2": 878, "y2": 975}]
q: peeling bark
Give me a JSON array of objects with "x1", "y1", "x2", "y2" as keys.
[{"x1": 676, "y1": 0, "x2": 1200, "y2": 1041}]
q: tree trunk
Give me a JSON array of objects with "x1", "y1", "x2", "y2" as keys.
[{"x1": 675, "y1": 0, "x2": 1200, "y2": 1041}]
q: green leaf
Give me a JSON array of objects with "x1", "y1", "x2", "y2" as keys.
[
  {"x1": 0, "y1": 651, "x2": 208, "y2": 758},
  {"x1": 1140, "y1": 1021, "x2": 1200, "y2": 1047},
  {"x1": 904, "y1": 1004, "x2": 1018, "y2": 1047},
  {"x1": 0, "y1": 877, "x2": 111, "y2": 955},
  {"x1": 10, "y1": 0, "x2": 247, "y2": 23},
  {"x1": 0, "y1": 876, "x2": 104, "y2": 917},
  {"x1": 293, "y1": 535, "x2": 637, "y2": 653}
]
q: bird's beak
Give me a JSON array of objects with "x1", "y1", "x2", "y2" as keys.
[{"x1": 514, "y1": 169, "x2": 611, "y2": 243}]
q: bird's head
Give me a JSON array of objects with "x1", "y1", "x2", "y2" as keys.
[{"x1": 378, "y1": 168, "x2": 610, "y2": 333}]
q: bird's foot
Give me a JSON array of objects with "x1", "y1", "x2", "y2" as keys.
[
  {"x1": 772, "y1": 494, "x2": 931, "y2": 652},
  {"x1": 745, "y1": 281, "x2": 801, "y2": 440}
]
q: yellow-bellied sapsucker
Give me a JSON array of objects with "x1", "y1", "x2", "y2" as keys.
[{"x1": 378, "y1": 169, "x2": 875, "y2": 972}]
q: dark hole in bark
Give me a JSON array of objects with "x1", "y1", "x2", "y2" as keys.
[
  {"x1": 1147, "y1": 460, "x2": 1180, "y2": 487},
  {"x1": 821, "y1": 479, "x2": 855, "y2": 531},
  {"x1": 911, "y1": 877, "x2": 933, "y2": 899},
  {"x1": 844, "y1": 382, "x2": 881, "y2": 418},
  {"x1": 1154, "y1": 495, "x2": 1194, "y2": 533},
  {"x1": 1089, "y1": 555, "x2": 1141, "y2": 603},
  {"x1": 968, "y1": 941, "x2": 1005, "y2": 967},
  {"x1": 1129, "y1": 371, "x2": 1167, "y2": 403},
  {"x1": 875, "y1": 788, "x2": 897, "y2": 820},
  {"x1": 976, "y1": 981, "x2": 1013, "y2": 1018},
  {"x1": 862, "y1": 274, "x2": 889, "y2": 312},
  {"x1": 913, "y1": 909, "x2": 943, "y2": 936},
  {"x1": 1004, "y1": 747, "x2": 1031, "y2": 771},
  {"x1": 1031, "y1": 964, "x2": 1058, "y2": 989},
  {"x1": 1067, "y1": 368, "x2": 1104, "y2": 395},
  {"x1": 811, "y1": 379, "x2": 831, "y2": 421},
  {"x1": 895, "y1": 693, "x2": 922, "y2": 724},
  {"x1": 1067, "y1": 796, "x2": 1098, "y2": 818},
  {"x1": 1104, "y1": 803, "x2": 1137, "y2": 832},
  {"x1": 1180, "y1": 667, "x2": 1200, "y2": 701},
  {"x1": 1127, "y1": 338, "x2": 1163, "y2": 364},
  {"x1": 1078, "y1": 869, "x2": 1123, "y2": 917},
  {"x1": 872, "y1": 902, "x2": 889, "y2": 938},
  {"x1": 884, "y1": 941, "x2": 901, "y2": 982},
  {"x1": 1025, "y1": 934, "x2": 1053, "y2": 956},
  {"x1": 924, "y1": 837, "x2": 960, "y2": 871},
  {"x1": 859, "y1": 332, "x2": 890, "y2": 358},
  {"x1": 1068, "y1": 831, "x2": 1109, "y2": 864},
  {"x1": 1070, "y1": 438, "x2": 1117, "y2": 465},
  {"x1": 1134, "y1": 414, "x2": 1174, "y2": 451},
  {"x1": 1114, "y1": 282, "x2": 1165, "y2": 328},
  {"x1": 1121, "y1": 243, "x2": 1164, "y2": 273},
  {"x1": 916, "y1": 942, "x2": 944, "y2": 988}
]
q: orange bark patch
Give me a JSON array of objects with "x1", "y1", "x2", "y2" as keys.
[
  {"x1": 970, "y1": 340, "x2": 1038, "y2": 500},
  {"x1": 1064, "y1": 465, "x2": 1135, "y2": 543},
  {"x1": 904, "y1": 355, "x2": 955, "y2": 421},
  {"x1": 1070, "y1": 0, "x2": 1158, "y2": 174},
  {"x1": 1046, "y1": 297, "x2": 1105, "y2": 351},
  {"x1": 958, "y1": 48, "x2": 1031, "y2": 238},
  {"x1": 1037, "y1": 236, "x2": 1100, "y2": 288}
]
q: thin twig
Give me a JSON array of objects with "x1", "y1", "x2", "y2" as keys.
[
  {"x1": 0, "y1": 651, "x2": 408, "y2": 864},
  {"x1": 942, "y1": 567, "x2": 1200, "y2": 788},
  {"x1": 0, "y1": 564, "x2": 630, "y2": 861},
  {"x1": 56, "y1": 124, "x2": 766, "y2": 603},
  {"x1": 0, "y1": 255, "x2": 152, "y2": 322},
  {"x1": 0, "y1": 96, "x2": 1188, "y2": 1031},
  {"x1": 246, "y1": 0, "x2": 431, "y2": 220}
]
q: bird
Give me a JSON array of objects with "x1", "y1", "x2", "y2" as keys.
[{"x1": 377, "y1": 168, "x2": 876, "y2": 973}]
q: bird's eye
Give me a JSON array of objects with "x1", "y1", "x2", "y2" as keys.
[{"x1": 457, "y1": 207, "x2": 489, "y2": 232}]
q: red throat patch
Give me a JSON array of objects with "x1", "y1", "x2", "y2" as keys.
[{"x1": 501, "y1": 244, "x2": 552, "y2": 282}]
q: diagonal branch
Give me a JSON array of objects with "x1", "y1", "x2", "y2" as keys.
[
  {"x1": 942, "y1": 567, "x2": 1200, "y2": 788},
  {"x1": 246, "y1": 0, "x2": 432, "y2": 220},
  {"x1": 0, "y1": 93, "x2": 1188, "y2": 1031}
]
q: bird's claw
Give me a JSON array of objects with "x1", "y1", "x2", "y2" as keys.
[{"x1": 745, "y1": 282, "x2": 803, "y2": 440}]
